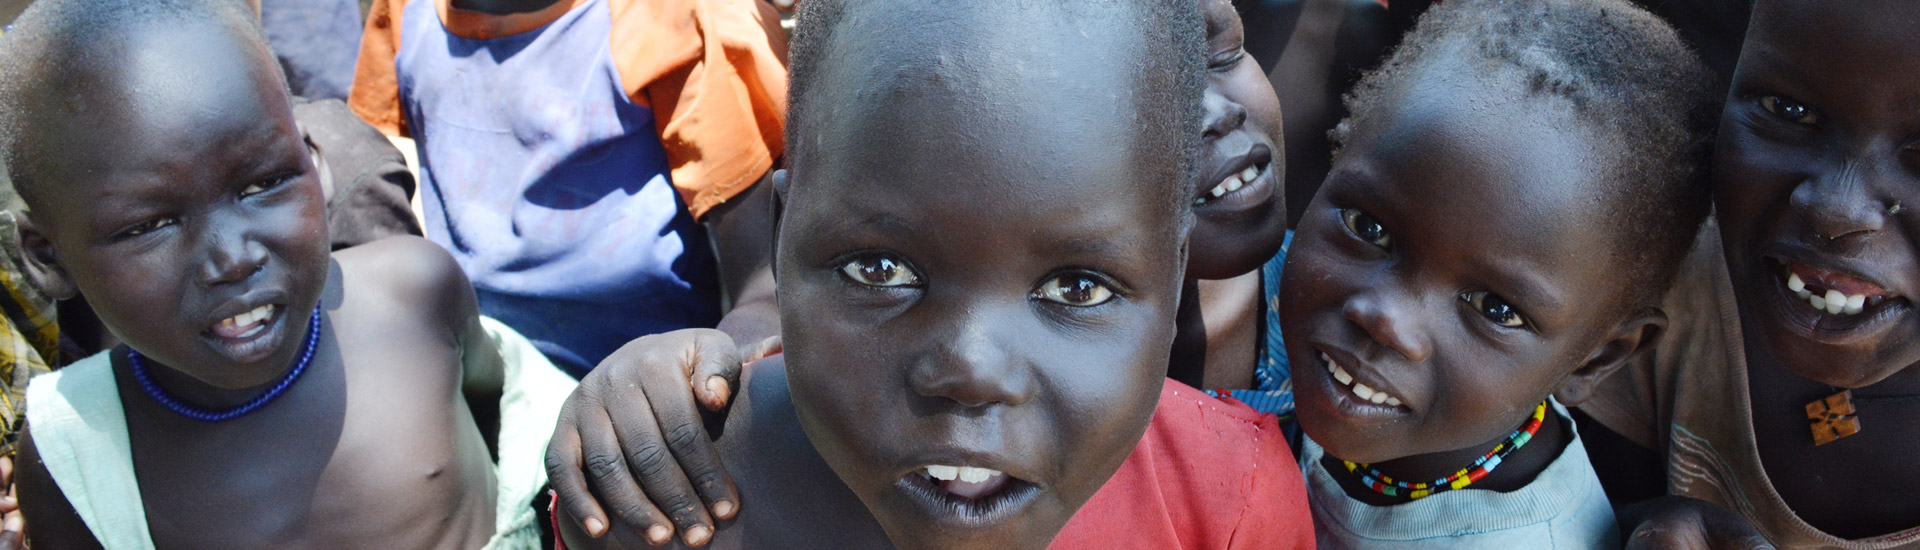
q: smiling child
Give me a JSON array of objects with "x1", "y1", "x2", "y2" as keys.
[
  {"x1": 0, "y1": 0, "x2": 575, "y2": 547},
  {"x1": 1581, "y1": 1, "x2": 1920, "y2": 546},
  {"x1": 1279, "y1": 0, "x2": 1718, "y2": 547},
  {"x1": 544, "y1": 0, "x2": 1313, "y2": 549}
]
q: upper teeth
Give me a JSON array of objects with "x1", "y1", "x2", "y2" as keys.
[
  {"x1": 1194, "y1": 165, "x2": 1260, "y2": 205},
  {"x1": 924, "y1": 465, "x2": 1001, "y2": 483},
  {"x1": 1320, "y1": 353, "x2": 1402, "y2": 408},
  {"x1": 1785, "y1": 270, "x2": 1885, "y2": 316},
  {"x1": 220, "y1": 304, "x2": 275, "y2": 328}
]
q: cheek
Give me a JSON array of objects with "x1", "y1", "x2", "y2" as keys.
[
  {"x1": 1711, "y1": 121, "x2": 1807, "y2": 234},
  {"x1": 1224, "y1": 66, "x2": 1283, "y2": 140}
]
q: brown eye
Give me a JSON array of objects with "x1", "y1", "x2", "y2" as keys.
[
  {"x1": 1341, "y1": 209, "x2": 1392, "y2": 249},
  {"x1": 117, "y1": 217, "x2": 177, "y2": 239},
  {"x1": 1462, "y1": 291, "x2": 1527, "y2": 329},
  {"x1": 1759, "y1": 95, "x2": 1818, "y2": 125},
  {"x1": 840, "y1": 255, "x2": 921, "y2": 288},
  {"x1": 1033, "y1": 274, "x2": 1115, "y2": 307}
]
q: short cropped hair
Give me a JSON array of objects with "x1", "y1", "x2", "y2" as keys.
[
  {"x1": 783, "y1": 0, "x2": 1209, "y2": 225},
  {"x1": 0, "y1": 0, "x2": 270, "y2": 209},
  {"x1": 1335, "y1": 0, "x2": 1718, "y2": 308}
]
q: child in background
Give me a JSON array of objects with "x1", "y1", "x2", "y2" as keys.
[
  {"x1": 1583, "y1": 1, "x2": 1920, "y2": 546},
  {"x1": 349, "y1": 0, "x2": 787, "y2": 377},
  {"x1": 0, "y1": 0, "x2": 575, "y2": 546},
  {"x1": 1281, "y1": 0, "x2": 1718, "y2": 546},
  {"x1": 545, "y1": 0, "x2": 1314, "y2": 548}
]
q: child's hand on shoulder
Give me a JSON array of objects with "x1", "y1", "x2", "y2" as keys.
[
  {"x1": 545, "y1": 328, "x2": 779, "y2": 547},
  {"x1": 1621, "y1": 496, "x2": 1775, "y2": 550}
]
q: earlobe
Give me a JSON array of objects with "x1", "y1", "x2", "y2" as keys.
[
  {"x1": 1554, "y1": 307, "x2": 1666, "y2": 406},
  {"x1": 14, "y1": 212, "x2": 78, "y2": 301},
  {"x1": 769, "y1": 169, "x2": 788, "y2": 279}
]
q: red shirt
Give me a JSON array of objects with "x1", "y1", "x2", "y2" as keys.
[{"x1": 1051, "y1": 380, "x2": 1314, "y2": 549}]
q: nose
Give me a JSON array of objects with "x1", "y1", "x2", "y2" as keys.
[
  {"x1": 1792, "y1": 159, "x2": 1887, "y2": 250},
  {"x1": 1342, "y1": 289, "x2": 1433, "y2": 364},
  {"x1": 909, "y1": 309, "x2": 1035, "y2": 408},
  {"x1": 1201, "y1": 87, "x2": 1247, "y2": 141},
  {"x1": 200, "y1": 229, "x2": 267, "y2": 287}
]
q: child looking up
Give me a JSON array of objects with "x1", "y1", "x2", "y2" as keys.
[
  {"x1": 1280, "y1": 0, "x2": 1717, "y2": 546},
  {"x1": 546, "y1": 0, "x2": 1314, "y2": 548},
  {"x1": 0, "y1": 0, "x2": 575, "y2": 546},
  {"x1": 1583, "y1": 0, "x2": 1920, "y2": 546}
]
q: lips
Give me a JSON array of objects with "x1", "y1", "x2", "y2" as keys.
[
  {"x1": 1194, "y1": 144, "x2": 1275, "y2": 208},
  {"x1": 201, "y1": 296, "x2": 291, "y2": 364},
  {"x1": 1305, "y1": 346, "x2": 1413, "y2": 422},
  {"x1": 1760, "y1": 254, "x2": 1913, "y2": 343},
  {"x1": 890, "y1": 453, "x2": 1043, "y2": 529}
]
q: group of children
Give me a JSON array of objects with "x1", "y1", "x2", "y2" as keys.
[{"x1": 0, "y1": 0, "x2": 1915, "y2": 548}]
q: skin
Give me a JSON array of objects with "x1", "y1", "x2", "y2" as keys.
[
  {"x1": 1281, "y1": 57, "x2": 1664, "y2": 504},
  {"x1": 553, "y1": 3, "x2": 1190, "y2": 548},
  {"x1": 1711, "y1": 0, "x2": 1920, "y2": 538},
  {"x1": 10, "y1": 18, "x2": 506, "y2": 548},
  {"x1": 1173, "y1": 0, "x2": 1289, "y2": 390}
]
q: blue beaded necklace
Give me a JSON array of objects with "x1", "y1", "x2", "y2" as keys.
[{"x1": 127, "y1": 307, "x2": 322, "y2": 422}]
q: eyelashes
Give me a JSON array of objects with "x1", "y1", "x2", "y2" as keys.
[{"x1": 835, "y1": 254, "x2": 1120, "y2": 308}]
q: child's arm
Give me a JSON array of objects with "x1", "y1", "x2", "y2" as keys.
[
  {"x1": 1617, "y1": 496, "x2": 1775, "y2": 550},
  {"x1": 13, "y1": 428, "x2": 102, "y2": 550},
  {"x1": 546, "y1": 328, "x2": 771, "y2": 547}
]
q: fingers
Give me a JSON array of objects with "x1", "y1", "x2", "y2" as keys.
[
  {"x1": 686, "y1": 332, "x2": 752, "y2": 412},
  {"x1": 607, "y1": 355, "x2": 729, "y2": 546},
  {"x1": 546, "y1": 414, "x2": 611, "y2": 540},
  {"x1": 581, "y1": 402, "x2": 681, "y2": 546}
]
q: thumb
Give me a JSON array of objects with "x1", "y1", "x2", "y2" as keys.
[{"x1": 687, "y1": 334, "x2": 753, "y2": 412}]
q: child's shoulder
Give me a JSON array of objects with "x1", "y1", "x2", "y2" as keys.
[
  {"x1": 1055, "y1": 380, "x2": 1314, "y2": 550},
  {"x1": 332, "y1": 236, "x2": 471, "y2": 314}
]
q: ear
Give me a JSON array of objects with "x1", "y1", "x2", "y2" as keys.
[
  {"x1": 1554, "y1": 307, "x2": 1665, "y2": 406},
  {"x1": 14, "y1": 212, "x2": 78, "y2": 300},
  {"x1": 768, "y1": 168, "x2": 789, "y2": 280}
]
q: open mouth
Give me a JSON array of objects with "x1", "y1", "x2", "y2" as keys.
[
  {"x1": 202, "y1": 302, "x2": 288, "y2": 363},
  {"x1": 1765, "y1": 257, "x2": 1912, "y2": 342},
  {"x1": 1194, "y1": 147, "x2": 1274, "y2": 207},
  {"x1": 1320, "y1": 352, "x2": 1406, "y2": 409},
  {"x1": 211, "y1": 304, "x2": 278, "y2": 340},
  {"x1": 896, "y1": 464, "x2": 1039, "y2": 526},
  {"x1": 1779, "y1": 260, "x2": 1896, "y2": 316}
]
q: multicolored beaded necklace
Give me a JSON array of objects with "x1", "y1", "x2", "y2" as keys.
[
  {"x1": 1341, "y1": 400, "x2": 1549, "y2": 500},
  {"x1": 128, "y1": 307, "x2": 322, "y2": 422}
]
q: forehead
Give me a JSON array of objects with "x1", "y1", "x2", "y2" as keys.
[
  {"x1": 24, "y1": 18, "x2": 293, "y2": 209},
  {"x1": 1343, "y1": 62, "x2": 1625, "y2": 283},
  {"x1": 791, "y1": 5, "x2": 1175, "y2": 238},
  {"x1": 1743, "y1": 1, "x2": 1920, "y2": 104}
]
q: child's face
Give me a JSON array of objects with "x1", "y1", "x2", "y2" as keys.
[
  {"x1": 1281, "y1": 67, "x2": 1636, "y2": 463},
  {"x1": 774, "y1": 13, "x2": 1187, "y2": 549},
  {"x1": 1188, "y1": 0, "x2": 1288, "y2": 279},
  {"x1": 20, "y1": 22, "x2": 329, "y2": 389},
  {"x1": 1713, "y1": 0, "x2": 1920, "y2": 388}
]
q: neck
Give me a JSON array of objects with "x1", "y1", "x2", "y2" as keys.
[
  {"x1": 1323, "y1": 404, "x2": 1570, "y2": 506},
  {"x1": 124, "y1": 350, "x2": 295, "y2": 410},
  {"x1": 448, "y1": 0, "x2": 564, "y2": 16}
]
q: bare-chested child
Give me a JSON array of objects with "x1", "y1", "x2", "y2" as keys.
[
  {"x1": 0, "y1": 0, "x2": 574, "y2": 547},
  {"x1": 542, "y1": 0, "x2": 1316, "y2": 548}
]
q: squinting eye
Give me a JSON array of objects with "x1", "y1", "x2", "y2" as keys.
[
  {"x1": 241, "y1": 176, "x2": 289, "y2": 197},
  {"x1": 1207, "y1": 49, "x2": 1246, "y2": 71},
  {"x1": 839, "y1": 255, "x2": 921, "y2": 288},
  {"x1": 1461, "y1": 291, "x2": 1527, "y2": 329},
  {"x1": 119, "y1": 218, "x2": 177, "y2": 239},
  {"x1": 1758, "y1": 95, "x2": 1818, "y2": 125},
  {"x1": 1033, "y1": 274, "x2": 1115, "y2": 307},
  {"x1": 1340, "y1": 209, "x2": 1392, "y2": 249}
]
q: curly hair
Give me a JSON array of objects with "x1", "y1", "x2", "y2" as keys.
[{"x1": 1335, "y1": 0, "x2": 1719, "y2": 307}]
